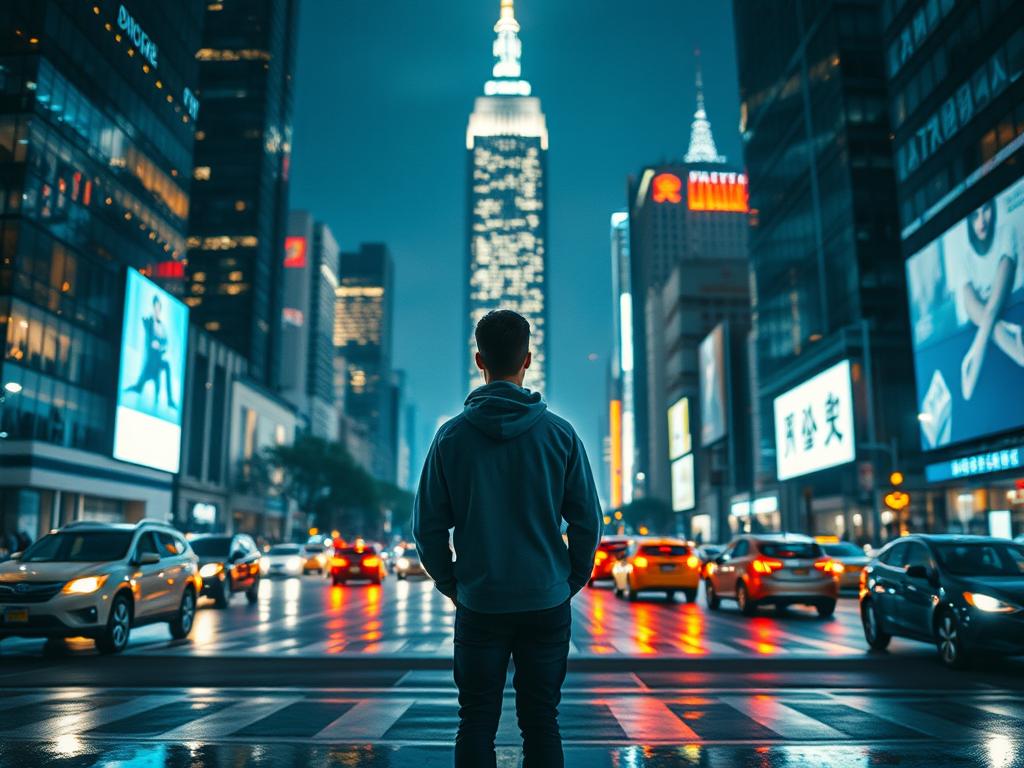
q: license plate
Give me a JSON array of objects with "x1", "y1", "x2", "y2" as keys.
[
  {"x1": 3, "y1": 608, "x2": 28, "y2": 624},
  {"x1": 792, "y1": 568, "x2": 808, "y2": 575},
  {"x1": 660, "y1": 564, "x2": 676, "y2": 572},
  {"x1": 349, "y1": 567, "x2": 360, "y2": 574}
]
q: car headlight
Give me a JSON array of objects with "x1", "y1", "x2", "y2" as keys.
[
  {"x1": 397, "y1": 557, "x2": 410, "y2": 570},
  {"x1": 964, "y1": 592, "x2": 1018, "y2": 613},
  {"x1": 63, "y1": 575, "x2": 109, "y2": 594},
  {"x1": 199, "y1": 562, "x2": 224, "y2": 579},
  {"x1": 288, "y1": 557, "x2": 302, "y2": 570}
]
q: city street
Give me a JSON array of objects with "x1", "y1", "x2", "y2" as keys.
[{"x1": 1, "y1": 575, "x2": 1022, "y2": 766}]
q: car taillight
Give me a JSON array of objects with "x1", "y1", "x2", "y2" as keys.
[
  {"x1": 686, "y1": 555, "x2": 700, "y2": 569},
  {"x1": 814, "y1": 558, "x2": 844, "y2": 574},
  {"x1": 752, "y1": 558, "x2": 784, "y2": 574},
  {"x1": 362, "y1": 556, "x2": 381, "y2": 568},
  {"x1": 633, "y1": 556, "x2": 649, "y2": 569},
  {"x1": 330, "y1": 556, "x2": 349, "y2": 568},
  {"x1": 595, "y1": 551, "x2": 608, "y2": 564}
]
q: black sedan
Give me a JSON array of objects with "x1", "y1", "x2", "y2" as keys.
[
  {"x1": 859, "y1": 535, "x2": 1024, "y2": 668},
  {"x1": 189, "y1": 533, "x2": 262, "y2": 608}
]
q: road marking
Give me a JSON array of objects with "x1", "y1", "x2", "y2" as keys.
[
  {"x1": 5, "y1": 694, "x2": 182, "y2": 738},
  {"x1": 606, "y1": 696, "x2": 699, "y2": 740},
  {"x1": 157, "y1": 696, "x2": 302, "y2": 739},
  {"x1": 839, "y1": 695, "x2": 996, "y2": 738},
  {"x1": 720, "y1": 695, "x2": 845, "y2": 739},
  {"x1": 965, "y1": 700, "x2": 1024, "y2": 720},
  {"x1": 0, "y1": 693, "x2": 54, "y2": 711},
  {"x1": 314, "y1": 699, "x2": 416, "y2": 740}
]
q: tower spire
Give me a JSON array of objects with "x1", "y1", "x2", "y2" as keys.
[
  {"x1": 685, "y1": 48, "x2": 726, "y2": 164},
  {"x1": 492, "y1": 0, "x2": 522, "y2": 79}
]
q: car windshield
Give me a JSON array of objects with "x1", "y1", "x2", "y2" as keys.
[
  {"x1": 760, "y1": 542, "x2": 822, "y2": 559},
  {"x1": 935, "y1": 543, "x2": 1024, "y2": 577},
  {"x1": 599, "y1": 541, "x2": 628, "y2": 553},
  {"x1": 268, "y1": 545, "x2": 301, "y2": 556},
  {"x1": 823, "y1": 543, "x2": 864, "y2": 557},
  {"x1": 189, "y1": 537, "x2": 231, "y2": 557},
  {"x1": 335, "y1": 546, "x2": 377, "y2": 556},
  {"x1": 639, "y1": 544, "x2": 690, "y2": 557},
  {"x1": 20, "y1": 531, "x2": 133, "y2": 562},
  {"x1": 303, "y1": 542, "x2": 324, "y2": 552}
]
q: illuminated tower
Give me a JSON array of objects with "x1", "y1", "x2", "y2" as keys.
[{"x1": 465, "y1": 0, "x2": 549, "y2": 393}]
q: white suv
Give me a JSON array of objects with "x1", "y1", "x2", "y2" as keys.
[{"x1": 0, "y1": 520, "x2": 200, "y2": 653}]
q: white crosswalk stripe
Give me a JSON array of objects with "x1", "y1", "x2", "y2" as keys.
[
  {"x1": 158, "y1": 696, "x2": 303, "y2": 740},
  {"x1": 719, "y1": 695, "x2": 846, "y2": 739},
  {"x1": 315, "y1": 699, "x2": 416, "y2": 740},
  {"x1": 606, "y1": 697, "x2": 700, "y2": 740},
  {"x1": 839, "y1": 694, "x2": 1002, "y2": 739},
  {"x1": 5, "y1": 694, "x2": 182, "y2": 738}
]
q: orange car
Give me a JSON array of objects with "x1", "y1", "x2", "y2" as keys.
[
  {"x1": 611, "y1": 538, "x2": 701, "y2": 602},
  {"x1": 590, "y1": 536, "x2": 631, "y2": 585}
]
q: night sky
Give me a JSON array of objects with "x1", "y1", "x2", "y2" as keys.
[{"x1": 289, "y1": 0, "x2": 743, "y2": 479}]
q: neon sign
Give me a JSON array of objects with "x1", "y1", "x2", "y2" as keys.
[
  {"x1": 652, "y1": 173, "x2": 683, "y2": 204},
  {"x1": 118, "y1": 5, "x2": 159, "y2": 69},
  {"x1": 283, "y1": 236, "x2": 307, "y2": 268},
  {"x1": 687, "y1": 171, "x2": 749, "y2": 212}
]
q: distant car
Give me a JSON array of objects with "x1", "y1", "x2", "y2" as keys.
[
  {"x1": 0, "y1": 520, "x2": 199, "y2": 654},
  {"x1": 260, "y1": 544, "x2": 304, "y2": 578},
  {"x1": 611, "y1": 538, "x2": 701, "y2": 602},
  {"x1": 859, "y1": 535, "x2": 1024, "y2": 668},
  {"x1": 590, "y1": 536, "x2": 631, "y2": 585},
  {"x1": 329, "y1": 542, "x2": 386, "y2": 586},
  {"x1": 820, "y1": 541, "x2": 871, "y2": 591},
  {"x1": 393, "y1": 553, "x2": 426, "y2": 580},
  {"x1": 301, "y1": 541, "x2": 328, "y2": 574},
  {"x1": 189, "y1": 533, "x2": 261, "y2": 607},
  {"x1": 696, "y1": 544, "x2": 725, "y2": 578},
  {"x1": 704, "y1": 533, "x2": 841, "y2": 617}
]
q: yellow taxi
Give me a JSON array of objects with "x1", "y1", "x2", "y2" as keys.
[{"x1": 611, "y1": 538, "x2": 701, "y2": 602}]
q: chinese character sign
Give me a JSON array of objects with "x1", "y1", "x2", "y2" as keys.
[{"x1": 773, "y1": 360, "x2": 856, "y2": 481}]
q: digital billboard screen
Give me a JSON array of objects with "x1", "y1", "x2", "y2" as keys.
[
  {"x1": 699, "y1": 324, "x2": 727, "y2": 446},
  {"x1": 114, "y1": 269, "x2": 189, "y2": 473},
  {"x1": 667, "y1": 397, "x2": 691, "y2": 460},
  {"x1": 773, "y1": 360, "x2": 856, "y2": 481},
  {"x1": 906, "y1": 175, "x2": 1024, "y2": 450},
  {"x1": 670, "y1": 453, "x2": 695, "y2": 512}
]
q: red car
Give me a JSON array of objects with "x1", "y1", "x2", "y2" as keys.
[
  {"x1": 329, "y1": 542, "x2": 386, "y2": 586},
  {"x1": 589, "y1": 536, "x2": 631, "y2": 585}
]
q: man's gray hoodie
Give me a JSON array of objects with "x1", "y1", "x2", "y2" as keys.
[{"x1": 413, "y1": 381, "x2": 603, "y2": 613}]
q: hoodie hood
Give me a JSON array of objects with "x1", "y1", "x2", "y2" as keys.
[{"x1": 463, "y1": 381, "x2": 547, "y2": 441}]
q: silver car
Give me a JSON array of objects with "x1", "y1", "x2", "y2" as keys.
[{"x1": 0, "y1": 520, "x2": 200, "y2": 654}]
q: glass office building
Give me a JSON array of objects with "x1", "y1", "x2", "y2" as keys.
[
  {"x1": 0, "y1": 0, "x2": 203, "y2": 536},
  {"x1": 733, "y1": 0, "x2": 915, "y2": 541},
  {"x1": 185, "y1": 0, "x2": 298, "y2": 388},
  {"x1": 465, "y1": 0, "x2": 549, "y2": 394},
  {"x1": 883, "y1": 0, "x2": 1024, "y2": 537}
]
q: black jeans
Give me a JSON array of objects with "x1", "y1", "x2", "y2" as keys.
[{"x1": 453, "y1": 599, "x2": 571, "y2": 768}]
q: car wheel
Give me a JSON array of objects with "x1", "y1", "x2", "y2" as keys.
[
  {"x1": 626, "y1": 578, "x2": 638, "y2": 602},
  {"x1": 737, "y1": 582, "x2": 756, "y2": 616},
  {"x1": 666, "y1": 590, "x2": 676, "y2": 602},
  {"x1": 705, "y1": 580, "x2": 721, "y2": 610},
  {"x1": 169, "y1": 588, "x2": 196, "y2": 640},
  {"x1": 684, "y1": 588, "x2": 698, "y2": 604},
  {"x1": 816, "y1": 599, "x2": 837, "y2": 619},
  {"x1": 245, "y1": 577, "x2": 260, "y2": 605},
  {"x1": 936, "y1": 610, "x2": 970, "y2": 669},
  {"x1": 332, "y1": 575, "x2": 343, "y2": 586},
  {"x1": 613, "y1": 583, "x2": 623, "y2": 598},
  {"x1": 861, "y1": 600, "x2": 891, "y2": 651},
  {"x1": 96, "y1": 594, "x2": 132, "y2": 654},
  {"x1": 213, "y1": 581, "x2": 229, "y2": 609}
]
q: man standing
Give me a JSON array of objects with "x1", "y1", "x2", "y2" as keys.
[{"x1": 414, "y1": 310, "x2": 602, "y2": 768}]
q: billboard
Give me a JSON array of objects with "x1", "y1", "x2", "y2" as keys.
[
  {"x1": 906, "y1": 175, "x2": 1024, "y2": 450},
  {"x1": 687, "y1": 171, "x2": 749, "y2": 213},
  {"x1": 699, "y1": 324, "x2": 727, "y2": 446},
  {"x1": 114, "y1": 269, "x2": 189, "y2": 473},
  {"x1": 773, "y1": 360, "x2": 856, "y2": 481},
  {"x1": 667, "y1": 397, "x2": 691, "y2": 460},
  {"x1": 670, "y1": 454, "x2": 695, "y2": 512}
]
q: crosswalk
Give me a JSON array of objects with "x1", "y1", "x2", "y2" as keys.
[{"x1": 1, "y1": 687, "x2": 1020, "y2": 745}]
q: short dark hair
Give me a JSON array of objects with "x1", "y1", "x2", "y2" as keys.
[{"x1": 475, "y1": 310, "x2": 530, "y2": 378}]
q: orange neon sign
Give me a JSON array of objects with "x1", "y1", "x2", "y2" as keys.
[
  {"x1": 284, "y1": 236, "x2": 307, "y2": 268},
  {"x1": 610, "y1": 400, "x2": 623, "y2": 509},
  {"x1": 652, "y1": 173, "x2": 683, "y2": 204},
  {"x1": 687, "y1": 171, "x2": 749, "y2": 212}
]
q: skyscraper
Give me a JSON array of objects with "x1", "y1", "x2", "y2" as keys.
[
  {"x1": 465, "y1": 0, "x2": 549, "y2": 393},
  {"x1": 335, "y1": 244, "x2": 397, "y2": 483},
  {"x1": 281, "y1": 211, "x2": 340, "y2": 440},
  {"x1": 733, "y1": 0, "x2": 912, "y2": 541},
  {"x1": 625, "y1": 55, "x2": 750, "y2": 507},
  {"x1": 185, "y1": 0, "x2": 299, "y2": 388}
]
